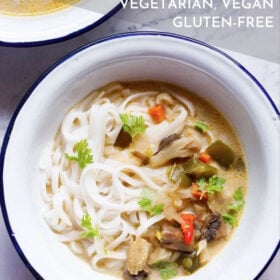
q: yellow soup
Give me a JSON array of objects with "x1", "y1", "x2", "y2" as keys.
[{"x1": 0, "y1": 0, "x2": 79, "y2": 16}]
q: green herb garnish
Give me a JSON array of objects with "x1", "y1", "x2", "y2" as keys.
[
  {"x1": 138, "y1": 189, "x2": 164, "y2": 216},
  {"x1": 197, "y1": 175, "x2": 225, "y2": 195},
  {"x1": 207, "y1": 176, "x2": 226, "y2": 195},
  {"x1": 222, "y1": 187, "x2": 245, "y2": 226},
  {"x1": 196, "y1": 177, "x2": 207, "y2": 191},
  {"x1": 152, "y1": 260, "x2": 177, "y2": 280},
  {"x1": 80, "y1": 213, "x2": 100, "y2": 239},
  {"x1": 119, "y1": 113, "x2": 146, "y2": 138},
  {"x1": 228, "y1": 187, "x2": 245, "y2": 212},
  {"x1": 194, "y1": 121, "x2": 209, "y2": 133},
  {"x1": 65, "y1": 139, "x2": 93, "y2": 169},
  {"x1": 233, "y1": 186, "x2": 244, "y2": 201},
  {"x1": 221, "y1": 213, "x2": 236, "y2": 226}
]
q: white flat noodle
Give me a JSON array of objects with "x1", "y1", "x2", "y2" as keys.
[
  {"x1": 115, "y1": 164, "x2": 163, "y2": 191},
  {"x1": 156, "y1": 93, "x2": 175, "y2": 105},
  {"x1": 172, "y1": 92, "x2": 195, "y2": 118},
  {"x1": 52, "y1": 188, "x2": 72, "y2": 227},
  {"x1": 61, "y1": 110, "x2": 89, "y2": 144},
  {"x1": 87, "y1": 242, "x2": 97, "y2": 257},
  {"x1": 54, "y1": 230, "x2": 82, "y2": 243},
  {"x1": 105, "y1": 83, "x2": 124, "y2": 94},
  {"x1": 77, "y1": 90, "x2": 104, "y2": 111},
  {"x1": 40, "y1": 86, "x2": 200, "y2": 274},
  {"x1": 102, "y1": 227, "x2": 122, "y2": 237},
  {"x1": 39, "y1": 173, "x2": 52, "y2": 203},
  {"x1": 69, "y1": 241, "x2": 84, "y2": 255},
  {"x1": 60, "y1": 171, "x2": 82, "y2": 199},
  {"x1": 91, "y1": 251, "x2": 127, "y2": 272},
  {"x1": 52, "y1": 146, "x2": 63, "y2": 166},
  {"x1": 136, "y1": 213, "x2": 165, "y2": 236},
  {"x1": 96, "y1": 209, "x2": 121, "y2": 230},
  {"x1": 45, "y1": 209, "x2": 68, "y2": 232},
  {"x1": 79, "y1": 165, "x2": 139, "y2": 212},
  {"x1": 50, "y1": 165, "x2": 60, "y2": 194},
  {"x1": 89, "y1": 103, "x2": 120, "y2": 162},
  {"x1": 119, "y1": 91, "x2": 158, "y2": 112},
  {"x1": 107, "y1": 221, "x2": 129, "y2": 249},
  {"x1": 73, "y1": 197, "x2": 85, "y2": 222}
]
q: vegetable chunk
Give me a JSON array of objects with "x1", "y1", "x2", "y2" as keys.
[
  {"x1": 183, "y1": 158, "x2": 217, "y2": 178},
  {"x1": 148, "y1": 104, "x2": 166, "y2": 123},
  {"x1": 206, "y1": 140, "x2": 235, "y2": 168},
  {"x1": 127, "y1": 237, "x2": 151, "y2": 275}
]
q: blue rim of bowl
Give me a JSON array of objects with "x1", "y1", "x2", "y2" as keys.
[
  {"x1": 0, "y1": 3, "x2": 122, "y2": 47},
  {"x1": 0, "y1": 31, "x2": 279, "y2": 280}
]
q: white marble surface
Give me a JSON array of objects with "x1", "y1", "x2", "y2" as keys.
[{"x1": 0, "y1": 5, "x2": 279, "y2": 280}]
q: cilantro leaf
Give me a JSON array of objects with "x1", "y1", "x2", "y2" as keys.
[
  {"x1": 138, "y1": 197, "x2": 152, "y2": 210},
  {"x1": 194, "y1": 121, "x2": 209, "y2": 133},
  {"x1": 207, "y1": 176, "x2": 226, "y2": 195},
  {"x1": 152, "y1": 203, "x2": 165, "y2": 215},
  {"x1": 227, "y1": 201, "x2": 244, "y2": 212},
  {"x1": 196, "y1": 177, "x2": 207, "y2": 191},
  {"x1": 65, "y1": 139, "x2": 93, "y2": 169},
  {"x1": 223, "y1": 187, "x2": 245, "y2": 226},
  {"x1": 119, "y1": 113, "x2": 146, "y2": 138},
  {"x1": 233, "y1": 186, "x2": 244, "y2": 201},
  {"x1": 197, "y1": 176, "x2": 225, "y2": 195},
  {"x1": 80, "y1": 213, "x2": 100, "y2": 239},
  {"x1": 222, "y1": 212, "x2": 236, "y2": 226},
  {"x1": 228, "y1": 187, "x2": 245, "y2": 212},
  {"x1": 138, "y1": 189, "x2": 164, "y2": 216},
  {"x1": 152, "y1": 260, "x2": 177, "y2": 280}
]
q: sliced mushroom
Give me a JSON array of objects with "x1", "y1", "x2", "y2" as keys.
[
  {"x1": 200, "y1": 214, "x2": 221, "y2": 242},
  {"x1": 159, "y1": 222, "x2": 194, "y2": 253},
  {"x1": 215, "y1": 219, "x2": 228, "y2": 240},
  {"x1": 132, "y1": 151, "x2": 150, "y2": 165},
  {"x1": 126, "y1": 237, "x2": 151, "y2": 275},
  {"x1": 150, "y1": 136, "x2": 202, "y2": 168},
  {"x1": 154, "y1": 134, "x2": 181, "y2": 155},
  {"x1": 115, "y1": 128, "x2": 132, "y2": 148}
]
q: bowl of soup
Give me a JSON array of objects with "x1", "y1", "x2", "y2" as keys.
[
  {"x1": 0, "y1": 0, "x2": 121, "y2": 44},
  {"x1": 1, "y1": 32, "x2": 279, "y2": 280}
]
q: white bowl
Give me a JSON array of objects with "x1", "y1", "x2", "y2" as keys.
[
  {"x1": 0, "y1": 0, "x2": 121, "y2": 45},
  {"x1": 1, "y1": 32, "x2": 279, "y2": 280}
]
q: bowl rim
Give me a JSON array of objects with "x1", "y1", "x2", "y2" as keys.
[
  {"x1": 0, "y1": 31, "x2": 279, "y2": 280},
  {"x1": 0, "y1": 2, "x2": 122, "y2": 47}
]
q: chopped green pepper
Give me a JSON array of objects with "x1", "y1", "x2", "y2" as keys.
[
  {"x1": 167, "y1": 165, "x2": 192, "y2": 188},
  {"x1": 206, "y1": 140, "x2": 235, "y2": 169},
  {"x1": 182, "y1": 158, "x2": 217, "y2": 178}
]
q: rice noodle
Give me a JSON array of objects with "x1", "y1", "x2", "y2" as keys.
[{"x1": 40, "y1": 82, "x2": 234, "y2": 276}]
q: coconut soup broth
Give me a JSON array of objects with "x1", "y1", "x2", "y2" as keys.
[{"x1": 123, "y1": 82, "x2": 247, "y2": 278}]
